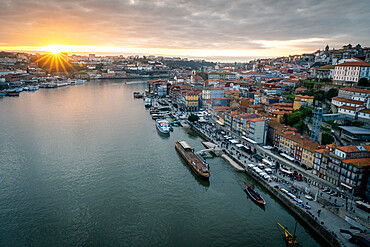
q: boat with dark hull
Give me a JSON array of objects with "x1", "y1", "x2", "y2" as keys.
[
  {"x1": 133, "y1": 92, "x2": 143, "y2": 98},
  {"x1": 175, "y1": 141, "x2": 210, "y2": 180},
  {"x1": 244, "y1": 182, "x2": 266, "y2": 206}
]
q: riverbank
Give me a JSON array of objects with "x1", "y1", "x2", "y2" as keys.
[{"x1": 188, "y1": 121, "x2": 361, "y2": 247}]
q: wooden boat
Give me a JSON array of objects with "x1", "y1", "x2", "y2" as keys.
[
  {"x1": 277, "y1": 222, "x2": 301, "y2": 247},
  {"x1": 175, "y1": 141, "x2": 210, "y2": 180},
  {"x1": 244, "y1": 182, "x2": 266, "y2": 205}
]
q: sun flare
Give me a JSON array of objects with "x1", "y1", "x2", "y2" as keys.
[{"x1": 44, "y1": 44, "x2": 69, "y2": 54}]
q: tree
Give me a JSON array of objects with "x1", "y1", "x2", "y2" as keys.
[
  {"x1": 324, "y1": 88, "x2": 338, "y2": 100},
  {"x1": 358, "y1": 78, "x2": 368, "y2": 87},
  {"x1": 321, "y1": 132, "x2": 334, "y2": 145},
  {"x1": 188, "y1": 114, "x2": 199, "y2": 122}
]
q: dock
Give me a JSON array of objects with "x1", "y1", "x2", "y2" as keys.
[
  {"x1": 221, "y1": 154, "x2": 245, "y2": 172},
  {"x1": 201, "y1": 141, "x2": 223, "y2": 156}
]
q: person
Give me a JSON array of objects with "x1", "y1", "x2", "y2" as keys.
[{"x1": 318, "y1": 209, "x2": 321, "y2": 217}]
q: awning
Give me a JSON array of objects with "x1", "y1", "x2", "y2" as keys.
[
  {"x1": 216, "y1": 120, "x2": 224, "y2": 126},
  {"x1": 243, "y1": 137, "x2": 257, "y2": 144},
  {"x1": 341, "y1": 182, "x2": 352, "y2": 190}
]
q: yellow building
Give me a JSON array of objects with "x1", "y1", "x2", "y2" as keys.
[
  {"x1": 293, "y1": 95, "x2": 314, "y2": 110},
  {"x1": 297, "y1": 141, "x2": 321, "y2": 168},
  {"x1": 184, "y1": 91, "x2": 199, "y2": 112}
]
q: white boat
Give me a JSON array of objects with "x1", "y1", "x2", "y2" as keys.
[
  {"x1": 24, "y1": 85, "x2": 39, "y2": 91},
  {"x1": 72, "y1": 79, "x2": 86, "y2": 85},
  {"x1": 56, "y1": 82, "x2": 68, "y2": 87},
  {"x1": 145, "y1": 98, "x2": 152, "y2": 107},
  {"x1": 155, "y1": 119, "x2": 170, "y2": 134},
  {"x1": 14, "y1": 87, "x2": 23, "y2": 93}
]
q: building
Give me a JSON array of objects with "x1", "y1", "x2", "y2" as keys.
[
  {"x1": 293, "y1": 95, "x2": 314, "y2": 110},
  {"x1": 331, "y1": 97, "x2": 365, "y2": 108},
  {"x1": 224, "y1": 112, "x2": 267, "y2": 144},
  {"x1": 339, "y1": 126, "x2": 370, "y2": 142},
  {"x1": 316, "y1": 64, "x2": 335, "y2": 79},
  {"x1": 333, "y1": 60, "x2": 370, "y2": 85},
  {"x1": 338, "y1": 87, "x2": 370, "y2": 101},
  {"x1": 314, "y1": 145, "x2": 370, "y2": 199},
  {"x1": 358, "y1": 109, "x2": 370, "y2": 121},
  {"x1": 182, "y1": 91, "x2": 199, "y2": 112}
]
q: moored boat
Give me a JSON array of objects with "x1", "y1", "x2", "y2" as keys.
[
  {"x1": 5, "y1": 90, "x2": 19, "y2": 96},
  {"x1": 145, "y1": 98, "x2": 152, "y2": 107},
  {"x1": 24, "y1": 85, "x2": 39, "y2": 91},
  {"x1": 158, "y1": 99, "x2": 169, "y2": 106},
  {"x1": 152, "y1": 114, "x2": 165, "y2": 120},
  {"x1": 155, "y1": 119, "x2": 170, "y2": 134},
  {"x1": 277, "y1": 222, "x2": 301, "y2": 247},
  {"x1": 244, "y1": 182, "x2": 266, "y2": 205},
  {"x1": 175, "y1": 141, "x2": 210, "y2": 180},
  {"x1": 133, "y1": 92, "x2": 143, "y2": 98}
]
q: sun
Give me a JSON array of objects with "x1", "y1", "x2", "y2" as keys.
[{"x1": 44, "y1": 44, "x2": 69, "y2": 54}]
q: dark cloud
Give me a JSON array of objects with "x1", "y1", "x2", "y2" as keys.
[{"x1": 0, "y1": 0, "x2": 369, "y2": 58}]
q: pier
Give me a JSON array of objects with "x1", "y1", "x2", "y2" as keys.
[{"x1": 221, "y1": 154, "x2": 245, "y2": 172}]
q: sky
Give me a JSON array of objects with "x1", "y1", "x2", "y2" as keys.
[{"x1": 0, "y1": 0, "x2": 369, "y2": 62}]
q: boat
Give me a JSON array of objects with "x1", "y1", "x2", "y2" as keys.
[
  {"x1": 145, "y1": 98, "x2": 152, "y2": 107},
  {"x1": 24, "y1": 85, "x2": 39, "y2": 91},
  {"x1": 133, "y1": 92, "x2": 143, "y2": 98},
  {"x1": 152, "y1": 114, "x2": 165, "y2": 120},
  {"x1": 157, "y1": 106, "x2": 171, "y2": 111},
  {"x1": 150, "y1": 107, "x2": 159, "y2": 114},
  {"x1": 56, "y1": 82, "x2": 68, "y2": 87},
  {"x1": 243, "y1": 182, "x2": 266, "y2": 205},
  {"x1": 175, "y1": 141, "x2": 210, "y2": 180},
  {"x1": 158, "y1": 99, "x2": 169, "y2": 106},
  {"x1": 155, "y1": 119, "x2": 170, "y2": 134},
  {"x1": 70, "y1": 79, "x2": 86, "y2": 85},
  {"x1": 5, "y1": 90, "x2": 19, "y2": 96},
  {"x1": 277, "y1": 222, "x2": 301, "y2": 247}
]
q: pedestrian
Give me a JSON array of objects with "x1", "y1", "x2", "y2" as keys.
[{"x1": 317, "y1": 209, "x2": 321, "y2": 217}]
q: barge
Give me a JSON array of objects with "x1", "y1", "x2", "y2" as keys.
[{"x1": 175, "y1": 141, "x2": 210, "y2": 180}]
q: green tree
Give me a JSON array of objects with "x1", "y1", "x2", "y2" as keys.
[
  {"x1": 188, "y1": 114, "x2": 199, "y2": 122},
  {"x1": 324, "y1": 88, "x2": 338, "y2": 100},
  {"x1": 321, "y1": 133, "x2": 334, "y2": 145},
  {"x1": 358, "y1": 78, "x2": 368, "y2": 87}
]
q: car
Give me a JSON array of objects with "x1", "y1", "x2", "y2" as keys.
[{"x1": 305, "y1": 195, "x2": 313, "y2": 200}]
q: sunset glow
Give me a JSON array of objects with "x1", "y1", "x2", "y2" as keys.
[{"x1": 44, "y1": 45, "x2": 69, "y2": 55}]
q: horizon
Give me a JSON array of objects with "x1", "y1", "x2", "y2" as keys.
[
  {"x1": 0, "y1": 0, "x2": 369, "y2": 63},
  {"x1": 1, "y1": 42, "x2": 366, "y2": 63}
]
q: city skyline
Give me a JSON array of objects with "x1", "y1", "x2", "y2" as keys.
[{"x1": 1, "y1": 0, "x2": 369, "y2": 62}]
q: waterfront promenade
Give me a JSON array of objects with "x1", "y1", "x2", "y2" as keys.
[{"x1": 189, "y1": 120, "x2": 369, "y2": 247}]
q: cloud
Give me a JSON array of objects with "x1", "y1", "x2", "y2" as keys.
[{"x1": 0, "y1": 0, "x2": 369, "y2": 60}]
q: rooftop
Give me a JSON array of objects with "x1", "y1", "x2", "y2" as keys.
[{"x1": 339, "y1": 126, "x2": 370, "y2": 135}]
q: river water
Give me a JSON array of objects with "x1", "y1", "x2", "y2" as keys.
[{"x1": 0, "y1": 79, "x2": 321, "y2": 246}]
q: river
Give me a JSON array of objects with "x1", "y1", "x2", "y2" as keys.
[{"x1": 0, "y1": 79, "x2": 321, "y2": 246}]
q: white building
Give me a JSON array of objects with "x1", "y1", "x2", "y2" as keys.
[{"x1": 333, "y1": 60, "x2": 370, "y2": 85}]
